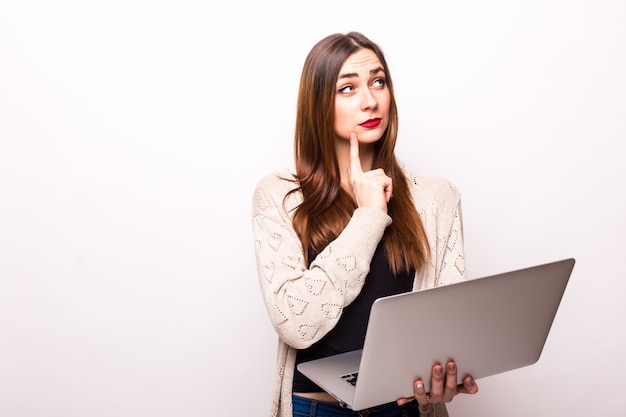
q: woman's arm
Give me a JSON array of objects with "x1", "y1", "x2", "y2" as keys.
[
  {"x1": 252, "y1": 173, "x2": 391, "y2": 349},
  {"x1": 409, "y1": 174, "x2": 467, "y2": 289}
]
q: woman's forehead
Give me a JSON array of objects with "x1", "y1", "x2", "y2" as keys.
[{"x1": 339, "y1": 49, "x2": 383, "y2": 75}]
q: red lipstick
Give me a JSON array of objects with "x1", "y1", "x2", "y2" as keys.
[{"x1": 359, "y1": 118, "x2": 381, "y2": 128}]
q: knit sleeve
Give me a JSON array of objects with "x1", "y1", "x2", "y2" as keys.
[
  {"x1": 409, "y1": 174, "x2": 467, "y2": 289},
  {"x1": 252, "y1": 172, "x2": 392, "y2": 350}
]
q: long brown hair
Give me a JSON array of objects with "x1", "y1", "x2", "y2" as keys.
[{"x1": 288, "y1": 32, "x2": 429, "y2": 274}]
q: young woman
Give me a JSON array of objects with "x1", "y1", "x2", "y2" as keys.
[{"x1": 252, "y1": 32, "x2": 479, "y2": 417}]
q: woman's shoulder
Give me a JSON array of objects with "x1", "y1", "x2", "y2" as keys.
[
  {"x1": 253, "y1": 169, "x2": 302, "y2": 212},
  {"x1": 402, "y1": 168, "x2": 461, "y2": 202}
]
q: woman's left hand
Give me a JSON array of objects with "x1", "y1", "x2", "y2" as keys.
[{"x1": 396, "y1": 361, "x2": 478, "y2": 407}]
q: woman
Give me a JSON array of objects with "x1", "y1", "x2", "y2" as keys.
[{"x1": 252, "y1": 32, "x2": 478, "y2": 417}]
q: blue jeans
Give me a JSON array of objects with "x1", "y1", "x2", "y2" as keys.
[{"x1": 292, "y1": 395, "x2": 420, "y2": 417}]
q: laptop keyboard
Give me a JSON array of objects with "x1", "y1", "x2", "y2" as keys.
[{"x1": 341, "y1": 372, "x2": 359, "y2": 386}]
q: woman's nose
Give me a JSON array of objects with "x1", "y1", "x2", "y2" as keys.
[{"x1": 360, "y1": 88, "x2": 378, "y2": 110}]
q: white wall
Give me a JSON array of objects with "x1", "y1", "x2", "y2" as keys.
[{"x1": 1, "y1": 1, "x2": 624, "y2": 416}]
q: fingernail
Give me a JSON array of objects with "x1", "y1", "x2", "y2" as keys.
[
  {"x1": 448, "y1": 363, "x2": 456, "y2": 373},
  {"x1": 465, "y1": 378, "x2": 475, "y2": 388},
  {"x1": 435, "y1": 366, "x2": 443, "y2": 376},
  {"x1": 416, "y1": 382, "x2": 424, "y2": 391}
]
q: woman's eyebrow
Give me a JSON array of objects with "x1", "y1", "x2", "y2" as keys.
[{"x1": 338, "y1": 67, "x2": 385, "y2": 80}]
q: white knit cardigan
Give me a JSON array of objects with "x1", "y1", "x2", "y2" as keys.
[{"x1": 252, "y1": 168, "x2": 467, "y2": 417}]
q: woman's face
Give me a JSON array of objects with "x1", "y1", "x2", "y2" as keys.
[{"x1": 334, "y1": 48, "x2": 391, "y2": 145}]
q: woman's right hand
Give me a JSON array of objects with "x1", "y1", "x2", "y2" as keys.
[{"x1": 348, "y1": 133, "x2": 392, "y2": 213}]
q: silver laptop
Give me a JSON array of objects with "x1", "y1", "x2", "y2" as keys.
[{"x1": 297, "y1": 258, "x2": 575, "y2": 410}]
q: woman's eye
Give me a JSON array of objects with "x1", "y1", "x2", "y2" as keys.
[
  {"x1": 373, "y1": 78, "x2": 386, "y2": 88},
  {"x1": 338, "y1": 85, "x2": 354, "y2": 94}
]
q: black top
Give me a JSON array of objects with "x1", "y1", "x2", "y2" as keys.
[{"x1": 293, "y1": 242, "x2": 414, "y2": 392}]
